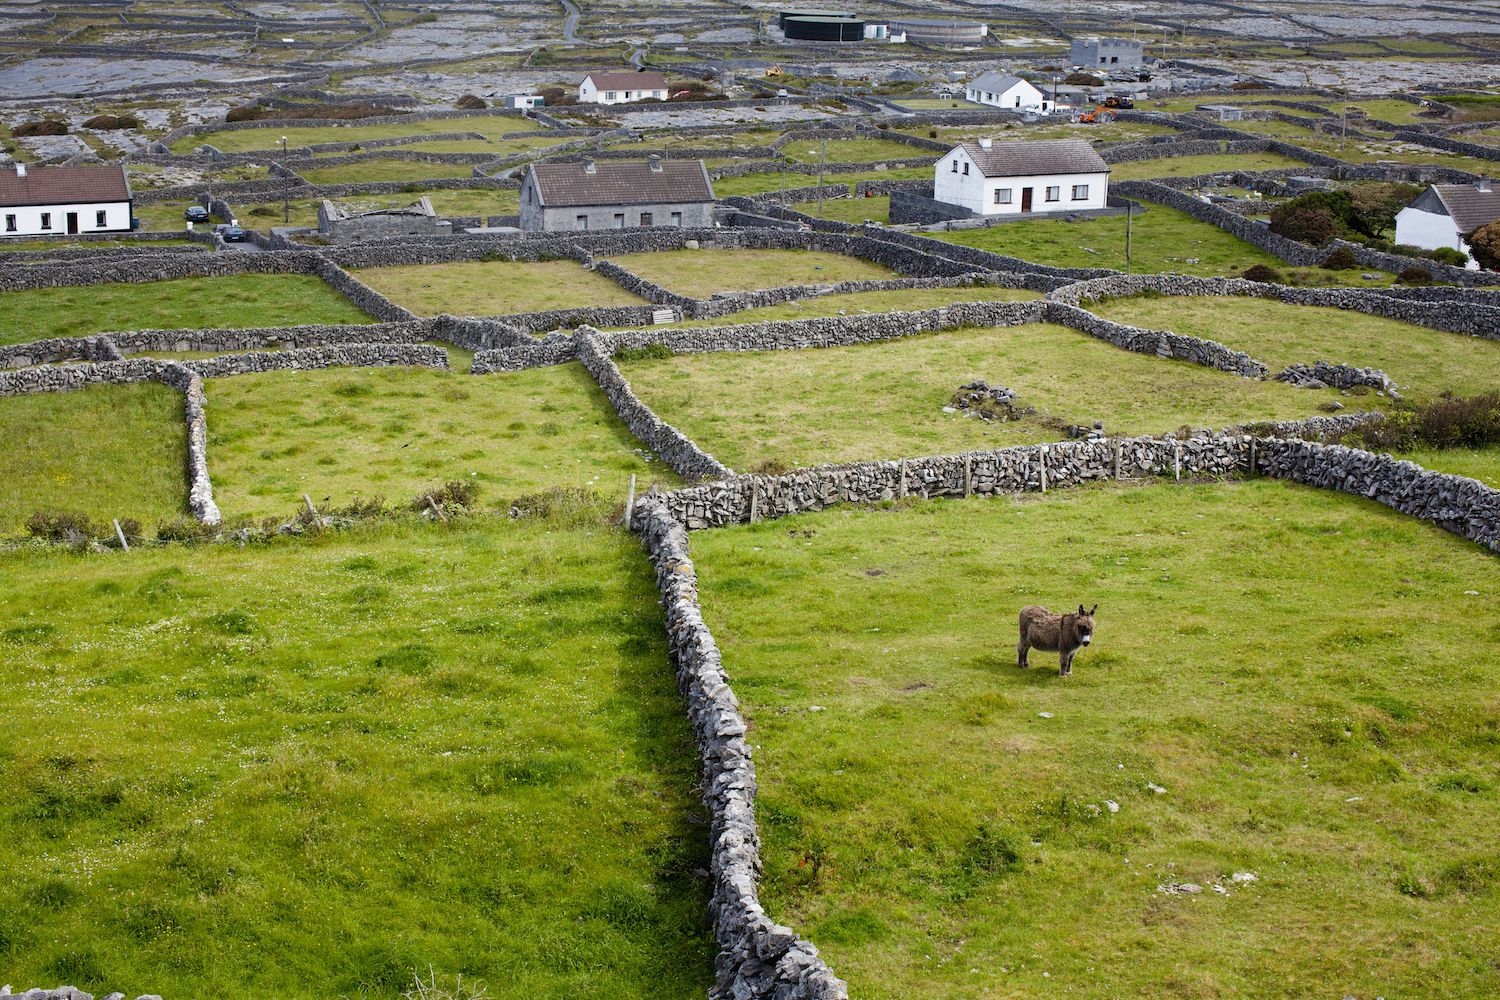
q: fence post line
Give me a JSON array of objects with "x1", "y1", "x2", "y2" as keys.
[
  {"x1": 1174, "y1": 442, "x2": 1182, "y2": 481},
  {"x1": 749, "y1": 477, "x2": 759, "y2": 524},
  {"x1": 1039, "y1": 450, "x2": 1047, "y2": 493},
  {"x1": 898, "y1": 459, "x2": 907, "y2": 499},
  {"x1": 1114, "y1": 440, "x2": 1122, "y2": 480},
  {"x1": 1248, "y1": 438, "x2": 1257, "y2": 477},
  {"x1": 303, "y1": 493, "x2": 322, "y2": 532},
  {"x1": 624, "y1": 473, "x2": 636, "y2": 531},
  {"x1": 113, "y1": 518, "x2": 129, "y2": 552},
  {"x1": 963, "y1": 454, "x2": 972, "y2": 498}
]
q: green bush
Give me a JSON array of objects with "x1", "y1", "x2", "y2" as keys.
[
  {"x1": 26, "y1": 510, "x2": 100, "y2": 542},
  {"x1": 1427, "y1": 247, "x2": 1468, "y2": 267},
  {"x1": 1396, "y1": 266, "x2": 1434, "y2": 286},
  {"x1": 1352, "y1": 392, "x2": 1500, "y2": 451},
  {"x1": 412, "y1": 479, "x2": 480, "y2": 513},
  {"x1": 157, "y1": 517, "x2": 219, "y2": 543},
  {"x1": 506, "y1": 487, "x2": 617, "y2": 527},
  {"x1": 1243, "y1": 263, "x2": 1282, "y2": 283},
  {"x1": 615, "y1": 343, "x2": 673, "y2": 363},
  {"x1": 1320, "y1": 246, "x2": 1358, "y2": 270}
]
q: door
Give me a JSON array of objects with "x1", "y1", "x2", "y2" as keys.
[
  {"x1": 66, "y1": 212, "x2": 79, "y2": 234},
  {"x1": 1021, "y1": 188, "x2": 1033, "y2": 213}
]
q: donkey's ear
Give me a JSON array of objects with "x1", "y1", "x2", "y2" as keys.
[
  {"x1": 1078, "y1": 604, "x2": 1086, "y2": 615},
  {"x1": 1089, "y1": 604, "x2": 1098, "y2": 616}
]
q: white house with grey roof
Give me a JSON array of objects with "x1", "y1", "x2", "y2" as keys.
[
  {"x1": 934, "y1": 138, "x2": 1109, "y2": 216},
  {"x1": 1394, "y1": 180, "x2": 1499, "y2": 268},
  {"x1": 519, "y1": 156, "x2": 715, "y2": 232},
  {"x1": 964, "y1": 73, "x2": 1052, "y2": 113},
  {"x1": 0, "y1": 163, "x2": 133, "y2": 238},
  {"x1": 578, "y1": 71, "x2": 669, "y2": 105}
]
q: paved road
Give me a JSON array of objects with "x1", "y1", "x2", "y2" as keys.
[{"x1": 560, "y1": 0, "x2": 580, "y2": 42}]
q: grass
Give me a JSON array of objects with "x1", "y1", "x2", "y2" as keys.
[
  {"x1": 617, "y1": 322, "x2": 1348, "y2": 470},
  {"x1": 606, "y1": 249, "x2": 895, "y2": 298},
  {"x1": 353, "y1": 259, "x2": 644, "y2": 317},
  {"x1": 0, "y1": 238, "x2": 200, "y2": 253},
  {"x1": 899, "y1": 122, "x2": 1180, "y2": 145},
  {"x1": 713, "y1": 167, "x2": 934, "y2": 198},
  {"x1": 205, "y1": 363, "x2": 676, "y2": 520},
  {"x1": 930, "y1": 202, "x2": 1284, "y2": 277},
  {"x1": 0, "y1": 518, "x2": 714, "y2": 997},
  {"x1": 134, "y1": 200, "x2": 219, "y2": 233},
  {"x1": 292, "y1": 159, "x2": 483, "y2": 185},
  {"x1": 782, "y1": 138, "x2": 934, "y2": 164},
  {"x1": 0, "y1": 382, "x2": 187, "y2": 534},
  {"x1": 239, "y1": 189, "x2": 522, "y2": 231},
  {"x1": 1090, "y1": 296, "x2": 1500, "y2": 399},
  {"x1": 605, "y1": 130, "x2": 779, "y2": 151},
  {"x1": 0, "y1": 274, "x2": 372, "y2": 344},
  {"x1": 792, "y1": 195, "x2": 889, "y2": 224},
  {"x1": 1395, "y1": 445, "x2": 1500, "y2": 487},
  {"x1": 171, "y1": 113, "x2": 544, "y2": 155},
  {"x1": 689, "y1": 478, "x2": 1500, "y2": 999},
  {"x1": 1107, "y1": 151, "x2": 1309, "y2": 181},
  {"x1": 657, "y1": 286, "x2": 1044, "y2": 328}
]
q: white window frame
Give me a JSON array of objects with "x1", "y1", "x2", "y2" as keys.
[
  {"x1": 40, "y1": 212, "x2": 51, "y2": 230},
  {"x1": 1072, "y1": 184, "x2": 1089, "y2": 201},
  {"x1": 96, "y1": 209, "x2": 107, "y2": 227},
  {"x1": 962, "y1": 162, "x2": 969, "y2": 175},
  {"x1": 605, "y1": 91, "x2": 616, "y2": 101},
  {"x1": 994, "y1": 188, "x2": 1012, "y2": 205},
  {"x1": 1045, "y1": 186, "x2": 1060, "y2": 202},
  {"x1": 4, "y1": 214, "x2": 15, "y2": 232}
]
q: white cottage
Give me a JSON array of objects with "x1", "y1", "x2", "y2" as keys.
[
  {"x1": 578, "y1": 71, "x2": 669, "y2": 106},
  {"x1": 964, "y1": 72, "x2": 1052, "y2": 113},
  {"x1": 1393, "y1": 180, "x2": 1499, "y2": 268},
  {"x1": 934, "y1": 138, "x2": 1109, "y2": 216},
  {"x1": 0, "y1": 163, "x2": 133, "y2": 238}
]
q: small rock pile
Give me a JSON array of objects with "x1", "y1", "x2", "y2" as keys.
[
  {"x1": 1274, "y1": 361, "x2": 1400, "y2": 398},
  {"x1": 0, "y1": 988, "x2": 161, "y2": 1000},
  {"x1": 950, "y1": 380, "x2": 1030, "y2": 421}
]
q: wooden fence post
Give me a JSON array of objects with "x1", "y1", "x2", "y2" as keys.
[
  {"x1": 1248, "y1": 438, "x2": 1256, "y2": 477},
  {"x1": 427, "y1": 497, "x2": 448, "y2": 522},
  {"x1": 303, "y1": 494, "x2": 322, "y2": 532},
  {"x1": 112, "y1": 518, "x2": 129, "y2": 552},
  {"x1": 749, "y1": 478, "x2": 759, "y2": 524},
  {"x1": 1114, "y1": 440, "x2": 1122, "y2": 480},
  {"x1": 963, "y1": 454, "x2": 972, "y2": 498},
  {"x1": 1039, "y1": 450, "x2": 1047, "y2": 493},
  {"x1": 624, "y1": 474, "x2": 636, "y2": 531},
  {"x1": 1174, "y1": 442, "x2": 1182, "y2": 481},
  {"x1": 898, "y1": 459, "x2": 907, "y2": 499}
]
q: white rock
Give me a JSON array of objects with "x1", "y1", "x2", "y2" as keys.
[
  {"x1": 1038, "y1": 711, "x2": 1053, "y2": 719},
  {"x1": 1105, "y1": 799, "x2": 1119, "y2": 813},
  {"x1": 1231, "y1": 872, "x2": 1257, "y2": 883},
  {"x1": 1147, "y1": 781, "x2": 1167, "y2": 794}
]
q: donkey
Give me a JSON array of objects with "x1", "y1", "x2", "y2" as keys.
[{"x1": 1018, "y1": 604, "x2": 1098, "y2": 677}]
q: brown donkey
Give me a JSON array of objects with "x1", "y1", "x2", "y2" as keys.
[{"x1": 1018, "y1": 604, "x2": 1098, "y2": 676}]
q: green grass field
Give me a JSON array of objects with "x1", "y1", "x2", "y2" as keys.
[
  {"x1": 606, "y1": 249, "x2": 895, "y2": 298},
  {"x1": 782, "y1": 137, "x2": 932, "y2": 165},
  {"x1": 0, "y1": 238, "x2": 203, "y2": 254},
  {"x1": 898, "y1": 122, "x2": 1180, "y2": 146},
  {"x1": 292, "y1": 158, "x2": 482, "y2": 185},
  {"x1": 171, "y1": 114, "x2": 544, "y2": 155},
  {"x1": 1396, "y1": 445, "x2": 1500, "y2": 487},
  {"x1": 1107, "y1": 151, "x2": 1309, "y2": 180},
  {"x1": 656, "y1": 286, "x2": 1043, "y2": 328},
  {"x1": 791, "y1": 195, "x2": 889, "y2": 224},
  {"x1": 353, "y1": 259, "x2": 643, "y2": 317},
  {"x1": 0, "y1": 383, "x2": 187, "y2": 534},
  {"x1": 689, "y1": 479, "x2": 1500, "y2": 999},
  {"x1": 713, "y1": 167, "x2": 934, "y2": 198},
  {"x1": 205, "y1": 363, "x2": 675, "y2": 520},
  {"x1": 930, "y1": 202, "x2": 1284, "y2": 277},
  {"x1": 0, "y1": 274, "x2": 372, "y2": 344},
  {"x1": 1091, "y1": 296, "x2": 1500, "y2": 399},
  {"x1": 0, "y1": 519, "x2": 714, "y2": 998},
  {"x1": 618, "y1": 322, "x2": 1347, "y2": 470},
  {"x1": 239, "y1": 189, "x2": 522, "y2": 231}
]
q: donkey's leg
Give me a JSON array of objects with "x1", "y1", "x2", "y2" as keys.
[
  {"x1": 1060, "y1": 649, "x2": 1072, "y2": 677},
  {"x1": 1017, "y1": 631, "x2": 1030, "y2": 669}
]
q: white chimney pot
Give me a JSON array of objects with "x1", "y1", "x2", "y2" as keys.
[{"x1": 16, "y1": 163, "x2": 26, "y2": 178}]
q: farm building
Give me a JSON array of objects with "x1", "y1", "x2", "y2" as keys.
[
  {"x1": 886, "y1": 16, "x2": 986, "y2": 44},
  {"x1": 0, "y1": 163, "x2": 133, "y2": 238},
  {"x1": 317, "y1": 197, "x2": 441, "y2": 243},
  {"x1": 1394, "y1": 180, "x2": 1498, "y2": 268},
  {"x1": 518, "y1": 157, "x2": 716, "y2": 232},
  {"x1": 578, "y1": 71, "x2": 669, "y2": 105},
  {"x1": 965, "y1": 72, "x2": 1053, "y2": 113},
  {"x1": 1071, "y1": 36, "x2": 1144, "y2": 68},
  {"x1": 780, "y1": 14, "x2": 893, "y2": 40},
  {"x1": 934, "y1": 138, "x2": 1109, "y2": 217}
]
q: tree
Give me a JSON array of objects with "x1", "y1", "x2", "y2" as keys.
[
  {"x1": 1064, "y1": 72, "x2": 1104, "y2": 87},
  {"x1": 1348, "y1": 182, "x2": 1421, "y2": 238},
  {"x1": 1469, "y1": 220, "x2": 1500, "y2": 270},
  {"x1": 1270, "y1": 206, "x2": 1338, "y2": 245}
]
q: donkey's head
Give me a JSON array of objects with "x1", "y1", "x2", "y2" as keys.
[{"x1": 1074, "y1": 604, "x2": 1098, "y2": 646}]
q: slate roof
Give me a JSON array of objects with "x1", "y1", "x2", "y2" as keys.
[
  {"x1": 1430, "y1": 183, "x2": 1500, "y2": 234},
  {"x1": 0, "y1": 164, "x2": 130, "y2": 207},
  {"x1": 584, "y1": 71, "x2": 669, "y2": 93},
  {"x1": 527, "y1": 159, "x2": 714, "y2": 207},
  {"x1": 955, "y1": 138, "x2": 1109, "y2": 178},
  {"x1": 968, "y1": 72, "x2": 1034, "y2": 95}
]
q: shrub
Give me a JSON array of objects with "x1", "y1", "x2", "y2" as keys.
[
  {"x1": 455, "y1": 95, "x2": 487, "y2": 110},
  {"x1": 1243, "y1": 264, "x2": 1282, "y2": 283},
  {"x1": 1469, "y1": 220, "x2": 1500, "y2": 270},
  {"x1": 1320, "y1": 246, "x2": 1358, "y2": 270},
  {"x1": 615, "y1": 343, "x2": 673, "y2": 363},
  {"x1": 1231, "y1": 80, "x2": 1267, "y2": 90},
  {"x1": 1395, "y1": 266, "x2": 1434, "y2": 286},
  {"x1": 1064, "y1": 72, "x2": 1103, "y2": 87},
  {"x1": 506, "y1": 487, "x2": 616, "y2": 527},
  {"x1": 82, "y1": 114, "x2": 142, "y2": 130},
  {"x1": 13, "y1": 120, "x2": 68, "y2": 137},
  {"x1": 1269, "y1": 205, "x2": 1337, "y2": 245},
  {"x1": 412, "y1": 479, "x2": 480, "y2": 513},
  {"x1": 751, "y1": 457, "x2": 791, "y2": 475},
  {"x1": 1427, "y1": 246, "x2": 1469, "y2": 267},
  {"x1": 26, "y1": 510, "x2": 99, "y2": 542},
  {"x1": 1354, "y1": 392, "x2": 1500, "y2": 451},
  {"x1": 157, "y1": 517, "x2": 219, "y2": 543}
]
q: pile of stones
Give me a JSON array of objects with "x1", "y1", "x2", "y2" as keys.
[
  {"x1": 1274, "y1": 360, "x2": 1400, "y2": 398},
  {"x1": 949, "y1": 380, "x2": 1029, "y2": 421}
]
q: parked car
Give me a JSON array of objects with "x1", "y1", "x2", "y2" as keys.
[
  {"x1": 220, "y1": 225, "x2": 247, "y2": 242},
  {"x1": 184, "y1": 205, "x2": 210, "y2": 222}
]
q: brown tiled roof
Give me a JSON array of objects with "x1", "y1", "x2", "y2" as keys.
[
  {"x1": 528, "y1": 159, "x2": 714, "y2": 207},
  {"x1": 957, "y1": 138, "x2": 1109, "y2": 178},
  {"x1": 1432, "y1": 183, "x2": 1500, "y2": 234},
  {"x1": 0, "y1": 164, "x2": 130, "y2": 207},
  {"x1": 584, "y1": 71, "x2": 669, "y2": 93}
]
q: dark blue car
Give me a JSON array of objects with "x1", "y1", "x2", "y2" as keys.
[
  {"x1": 221, "y1": 225, "x2": 247, "y2": 242},
  {"x1": 185, "y1": 205, "x2": 210, "y2": 222}
]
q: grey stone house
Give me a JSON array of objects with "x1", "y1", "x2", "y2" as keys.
[
  {"x1": 518, "y1": 157, "x2": 715, "y2": 232},
  {"x1": 1070, "y1": 36, "x2": 1144, "y2": 69},
  {"x1": 317, "y1": 197, "x2": 442, "y2": 242}
]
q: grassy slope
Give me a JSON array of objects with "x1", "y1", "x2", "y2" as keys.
[
  {"x1": 1396, "y1": 445, "x2": 1500, "y2": 487},
  {"x1": 293, "y1": 159, "x2": 480, "y2": 184},
  {"x1": 239, "y1": 190, "x2": 522, "y2": 231},
  {"x1": 1091, "y1": 296, "x2": 1500, "y2": 399},
  {"x1": 791, "y1": 195, "x2": 890, "y2": 224},
  {"x1": 0, "y1": 275, "x2": 372, "y2": 344},
  {"x1": 713, "y1": 167, "x2": 933, "y2": 198},
  {"x1": 606, "y1": 249, "x2": 895, "y2": 298},
  {"x1": 619, "y1": 323, "x2": 1349, "y2": 470},
  {"x1": 0, "y1": 383, "x2": 187, "y2": 534},
  {"x1": 657, "y1": 286, "x2": 1044, "y2": 328},
  {"x1": 205, "y1": 363, "x2": 676, "y2": 521},
  {"x1": 172, "y1": 114, "x2": 544, "y2": 154},
  {"x1": 1108, "y1": 151, "x2": 1309, "y2": 180},
  {"x1": 353, "y1": 260, "x2": 644, "y2": 316},
  {"x1": 0, "y1": 520, "x2": 713, "y2": 998},
  {"x1": 690, "y1": 480, "x2": 1500, "y2": 1000},
  {"x1": 929, "y1": 202, "x2": 1283, "y2": 276},
  {"x1": 781, "y1": 137, "x2": 933, "y2": 164}
]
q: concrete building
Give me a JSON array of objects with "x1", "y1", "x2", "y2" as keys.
[
  {"x1": 1394, "y1": 180, "x2": 1499, "y2": 268},
  {"x1": 519, "y1": 156, "x2": 715, "y2": 232},
  {"x1": 1071, "y1": 36, "x2": 1144, "y2": 69},
  {"x1": 886, "y1": 16, "x2": 986, "y2": 44},
  {"x1": 0, "y1": 163, "x2": 132, "y2": 238},
  {"x1": 505, "y1": 95, "x2": 544, "y2": 109},
  {"x1": 965, "y1": 72, "x2": 1052, "y2": 113},
  {"x1": 934, "y1": 138, "x2": 1109, "y2": 217},
  {"x1": 317, "y1": 197, "x2": 441, "y2": 243},
  {"x1": 578, "y1": 71, "x2": 669, "y2": 105}
]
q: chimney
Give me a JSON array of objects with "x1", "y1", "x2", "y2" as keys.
[
  {"x1": 16, "y1": 163, "x2": 26, "y2": 178},
  {"x1": 583, "y1": 158, "x2": 596, "y2": 175},
  {"x1": 648, "y1": 154, "x2": 663, "y2": 173},
  {"x1": 978, "y1": 137, "x2": 992, "y2": 150},
  {"x1": 1479, "y1": 177, "x2": 1493, "y2": 193}
]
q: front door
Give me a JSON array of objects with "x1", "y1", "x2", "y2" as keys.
[
  {"x1": 1021, "y1": 188, "x2": 1033, "y2": 213},
  {"x1": 66, "y1": 212, "x2": 79, "y2": 234}
]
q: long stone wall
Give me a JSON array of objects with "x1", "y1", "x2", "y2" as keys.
[
  {"x1": 1042, "y1": 301, "x2": 1268, "y2": 377},
  {"x1": 180, "y1": 343, "x2": 449, "y2": 378}
]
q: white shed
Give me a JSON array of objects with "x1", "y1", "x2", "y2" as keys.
[
  {"x1": 934, "y1": 138, "x2": 1110, "y2": 217},
  {"x1": 964, "y1": 72, "x2": 1052, "y2": 113}
]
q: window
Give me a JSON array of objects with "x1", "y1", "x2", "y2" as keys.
[
  {"x1": 576, "y1": 215, "x2": 589, "y2": 229},
  {"x1": 96, "y1": 210, "x2": 107, "y2": 227},
  {"x1": 1072, "y1": 184, "x2": 1090, "y2": 201},
  {"x1": 670, "y1": 211, "x2": 682, "y2": 226},
  {"x1": 640, "y1": 211, "x2": 653, "y2": 226},
  {"x1": 1014, "y1": 96, "x2": 1021, "y2": 107},
  {"x1": 994, "y1": 188, "x2": 1012, "y2": 205},
  {"x1": 961, "y1": 162, "x2": 969, "y2": 175},
  {"x1": 613, "y1": 213, "x2": 625, "y2": 229},
  {"x1": 1045, "y1": 186, "x2": 1060, "y2": 202},
  {"x1": 4, "y1": 214, "x2": 14, "y2": 232},
  {"x1": 40, "y1": 212, "x2": 51, "y2": 230},
  {"x1": 951, "y1": 161, "x2": 958, "y2": 172},
  {"x1": 605, "y1": 91, "x2": 616, "y2": 100}
]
